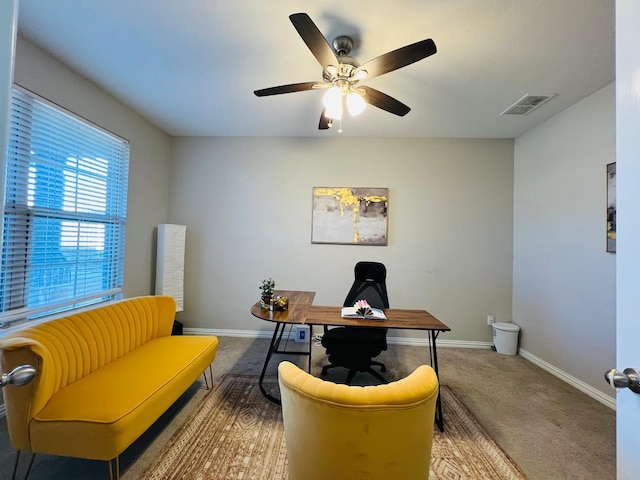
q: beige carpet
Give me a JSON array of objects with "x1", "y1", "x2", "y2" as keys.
[{"x1": 140, "y1": 374, "x2": 527, "y2": 480}]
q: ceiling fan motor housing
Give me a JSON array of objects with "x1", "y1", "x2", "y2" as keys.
[
  {"x1": 321, "y1": 36, "x2": 361, "y2": 87},
  {"x1": 333, "y1": 35, "x2": 353, "y2": 56}
]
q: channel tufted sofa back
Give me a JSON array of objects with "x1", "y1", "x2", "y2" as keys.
[{"x1": 0, "y1": 295, "x2": 176, "y2": 450}]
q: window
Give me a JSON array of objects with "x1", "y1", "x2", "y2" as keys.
[{"x1": 1, "y1": 86, "x2": 129, "y2": 328}]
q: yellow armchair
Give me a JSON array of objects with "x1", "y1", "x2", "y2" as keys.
[{"x1": 277, "y1": 361, "x2": 439, "y2": 480}]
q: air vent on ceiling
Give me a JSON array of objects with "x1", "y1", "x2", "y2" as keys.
[{"x1": 500, "y1": 94, "x2": 557, "y2": 116}]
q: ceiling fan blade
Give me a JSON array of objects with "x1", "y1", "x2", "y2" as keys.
[
  {"x1": 361, "y1": 87, "x2": 411, "y2": 116},
  {"x1": 254, "y1": 81, "x2": 318, "y2": 97},
  {"x1": 289, "y1": 13, "x2": 339, "y2": 71},
  {"x1": 318, "y1": 109, "x2": 331, "y2": 130},
  {"x1": 354, "y1": 39, "x2": 437, "y2": 80}
]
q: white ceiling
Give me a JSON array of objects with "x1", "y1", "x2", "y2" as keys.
[{"x1": 16, "y1": 0, "x2": 615, "y2": 138}]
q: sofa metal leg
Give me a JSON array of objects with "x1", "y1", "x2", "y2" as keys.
[
  {"x1": 12, "y1": 450, "x2": 36, "y2": 480},
  {"x1": 202, "y1": 364, "x2": 213, "y2": 390},
  {"x1": 107, "y1": 456, "x2": 120, "y2": 480},
  {"x1": 11, "y1": 450, "x2": 20, "y2": 480},
  {"x1": 23, "y1": 452, "x2": 35, "y2": 480}
]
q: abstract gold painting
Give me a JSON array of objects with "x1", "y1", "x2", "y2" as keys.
[{"x1": 311, "y1": 187, "x2": 388, "y2": 245}]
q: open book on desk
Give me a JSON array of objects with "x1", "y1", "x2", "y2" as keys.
[{"x1": 341, "y1": 306, "x2": 387, "y2": 320}]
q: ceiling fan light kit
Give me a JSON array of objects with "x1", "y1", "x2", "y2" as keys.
[
  {"x1": 322, "y1": 84, "x2": 366, "y2": 120},
  {"x1": 254, "y1": 12, "x2": 437, "y2": 131}
]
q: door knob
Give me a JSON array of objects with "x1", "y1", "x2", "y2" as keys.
[{"x1": 604, "y1": 368, "x2": 640, "y2": 394}]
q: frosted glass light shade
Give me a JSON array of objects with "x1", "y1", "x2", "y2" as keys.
[
  {"x1": 325, "y1": 103, "x2": 343, "y2": 120},
  {"x1": 323, "y1": 87, "x2": 343, "y2": 119},
  {"x1": 346, "y1": 92, "x2": 366, "y2": 116},
  {"x1": 322, "y1": 86, "x2": 341, "y2": 108}
]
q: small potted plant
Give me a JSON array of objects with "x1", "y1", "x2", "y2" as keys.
[{"x1": 259, "y1": 278, "x2": 276, "y2": 309}]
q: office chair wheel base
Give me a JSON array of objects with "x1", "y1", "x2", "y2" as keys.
[{"x1": 370, "y1": 360, "x2": 386, "y2": 372}]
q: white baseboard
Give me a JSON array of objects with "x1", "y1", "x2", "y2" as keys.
[
  {"x1": 388, "y1": 336, "x2": 493, "y2": 349},
  {"x1": 186, "y1": 328, "x2": 275, "y2": 339},
  {"x1": 185, "y1": 327, "x2": 497, "y2": 351},
  {"x1": 518, "y1": 348, "x2": 616, "y2": 410},
  {"x1": 184, "y1": 327, "x2": 492, "y2": 348},
  {"x1": 186, "y1": 327, "x2": 616, "y2": 410}
]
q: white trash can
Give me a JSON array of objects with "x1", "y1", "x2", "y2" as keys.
[{"x1": 492, "y1": 322, "x2": 520, "y2": 355}]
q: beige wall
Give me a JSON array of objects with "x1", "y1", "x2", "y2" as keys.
[
  {"x1": 513, "y1": 83, "x2": 616, "y2": 398},
  {"x1": 169, "y1": 136, "x2": 514, "y2": 342},
  {"x1": 13, "y1": 36, "x2": 172, "y2": 298}
]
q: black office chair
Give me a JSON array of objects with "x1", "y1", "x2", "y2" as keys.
[{"x1": 321, "y1": 261, "x2": 389, "y2": 384}]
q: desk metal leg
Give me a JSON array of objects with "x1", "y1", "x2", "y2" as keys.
[
  {"x1": 429, "y1": 330, "x2": 444, "y2": 432},
  {"x1": 259, "y1": 322, "x2": 286, "y2": 405},
  {"x1": 258, "y1": 322, "x2": 314, "y2": 405},
  {"x1": 307, "y1": 325, "x2": 313, "y2": 373}
]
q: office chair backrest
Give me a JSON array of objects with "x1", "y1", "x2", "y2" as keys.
[{"x1": 343, "y1": 261, "x2": 389, "y2": 309}]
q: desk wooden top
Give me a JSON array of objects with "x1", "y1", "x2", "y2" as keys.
[
  {"x1": 251, "y1": 290, "x2": 450, "y2": 332},
  {"x1": 306, "y1": 305, "x2": 450, "y2": 331},
  {"x1": 250, "y1": 290, "x2": 315, "y2": 324}
]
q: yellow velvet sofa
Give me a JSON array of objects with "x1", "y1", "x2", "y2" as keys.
[
  {"x1": 0, "y1": 295, "x2": 218, "y2": 479},
  {"x1": 278, "y1": 361, "x2": 439, "y2": 480}
]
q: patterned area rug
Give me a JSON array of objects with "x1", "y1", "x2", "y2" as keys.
[{"x1": 140, "y1": 374, "x2": 527, "y2": 480}]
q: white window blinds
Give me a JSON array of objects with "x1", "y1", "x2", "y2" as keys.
[{"x1": 1, "y1": 87, "x2": 129, "y2": 327}]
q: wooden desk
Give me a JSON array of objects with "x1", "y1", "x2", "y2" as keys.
[
  {"x1": 305, "y1": 305, "x2": 448, "y2": 330},
  {"x1": 251, "y1": 290, "x2": 451, "y2": 430}
]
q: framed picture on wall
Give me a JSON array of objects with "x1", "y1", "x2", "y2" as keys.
[
  {"x1": 607, "y1": 162, "x2": 616, "y2": 253},
  {"x1": 311, "y1": 187, "x2": 388, "y2": 245}
]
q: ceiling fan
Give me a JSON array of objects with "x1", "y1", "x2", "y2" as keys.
[{"x1": 254, "y1": 13, "x2": 437, "y2": 131}]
